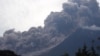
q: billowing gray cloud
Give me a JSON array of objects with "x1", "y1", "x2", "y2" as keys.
[{"x1": 0, "y1": 0, "x2": 100, "y2": 56}]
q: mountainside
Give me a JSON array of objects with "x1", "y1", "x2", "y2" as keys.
[{"x1": 42, "y1": 28, "x2": 100, "y2": 56}]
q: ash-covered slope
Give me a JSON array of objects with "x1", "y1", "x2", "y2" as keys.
[{"x1": 42, "y1": 28, "x2": 100, "y2": 56}]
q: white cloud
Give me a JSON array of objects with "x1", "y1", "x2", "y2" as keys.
[{"x1": 97, "y1": 0, "x2": 100, "y2": 6}]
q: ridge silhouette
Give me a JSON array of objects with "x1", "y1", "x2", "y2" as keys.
[{"x1": 0, "y1": 50, "x2": 20, "y2": 56}]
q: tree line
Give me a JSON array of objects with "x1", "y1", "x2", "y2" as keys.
[{"x1": 62, "y1": 37, "x2": 100, "y2": 56}]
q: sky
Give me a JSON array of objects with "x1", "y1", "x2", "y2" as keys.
[{"x1": 0, "y1": 0, "x2": 67, "y2": 36}]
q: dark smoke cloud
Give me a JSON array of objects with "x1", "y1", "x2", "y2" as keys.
[{"x1": 0, "y1": 0, "x2": 100, "y2": 56}]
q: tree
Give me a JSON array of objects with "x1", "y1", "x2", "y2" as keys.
[
  {"x1": 75, "y1": 44, "x2": 99, "y2": 56},
  {"x1": 89, "y1": 46, "x2": 98, "y2": 56},
  {"x1": 62, "y1": 37, "x2": 100, "y2": 56},
  {"x1": 75, "y1": 44, "x2": 90, "y2": 56},
  {"x1": 81, "y1": 44, "x2": 89, "y2": 56},
  {"x1": 76, "y1": 48, "x2": 82, "y2": 56}
]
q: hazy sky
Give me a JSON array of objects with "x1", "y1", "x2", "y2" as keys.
[
  {"x1": 0, "y1": 0, "x2": 67, "y2": 36},
  {"x1": 0, "y1": 0, "x2": 100, "y2": 36}
]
